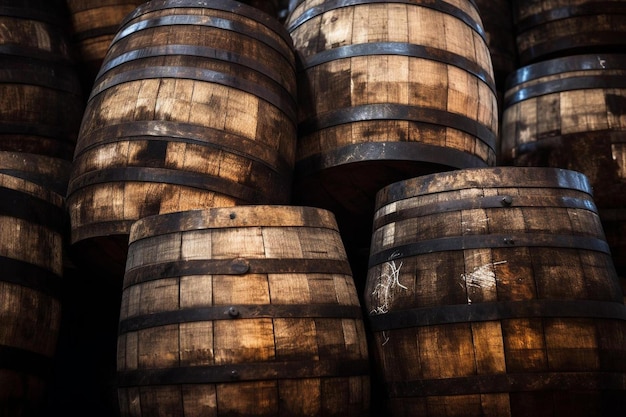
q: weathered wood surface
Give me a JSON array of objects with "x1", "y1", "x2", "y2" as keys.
[
  {"x1": 0, "y1": 3, "x2": 84, "y2": 194},
  {"x1": 0, "y1": 174, "x2": 64, "y2": 416},
  {"x1": 286, "y1": 0, "x2": 498, "y2": 251},
  {"x1": 64, "y1": 0, "x2": 148, "y2": 91},
  {"x1": 365, "y1": 167, "x2": 626, "y2": 416},
  {"x1": 512, "y1": 0, "x2": 626, "y2": 65},
  {"x1": 117, "y1": 205, "x2": 370, "y2": 416},
  {"x1": 66, "y1": 0, "x2": 298, "y2": 278},
  {"x1": 501, "y1": 53, "x2": 626, "y2": 274}
]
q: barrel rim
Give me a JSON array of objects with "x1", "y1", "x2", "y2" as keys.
[
  {"x1": 374, "y1": 167, "x2": 593, "y2": 206},
  {"x1": 505, "y1": 53, "x2": 626, "y2": 88},
  {"x1": 128, "y1": 205, "x2": 340, "y2": 243}
]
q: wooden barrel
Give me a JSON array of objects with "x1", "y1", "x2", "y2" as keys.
[
  {"x1": 365, "y1": 167, "x2": 626, "y2": 416},
  {"x1": 501, "y1": 53, "x2": 626, "y2": 277},
  {"x1": 0, "y1": 2, "x2": 84, "y2": 194},
  {"x1": 64, "y1": 0, "x2": 148, "y2": 92},
  {"x1": 285, "y1": 0, "x2": 498, "y2": 250},
  {"x1": 117, "y1": 205, "x2": 370, "y2": 416},
  {"x1": 0, "y1": 173, "x2": 65, "y2": 416},
  {"x1": 66, "y1": 0, "x2": 297, "y2": 278},
  {"x1": 474, "y1": 0, "x2": 518, "y2": 90},
  {"x1": 511, "y1": 0, "x2": 626, "y2": 65}
]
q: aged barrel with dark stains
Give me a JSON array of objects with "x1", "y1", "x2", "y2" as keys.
[
  {"x1": 501, "y1": 53, "x2": 626, "y2": 276},
  {"x1": 117, "y1": 205, "x2": 370, "y2": 416},
  {"x1": 285, "y1": 0, "x2": 498, "y2": 252},
  {"x1": 365, "y1": 167, "x2": 626, "y2": 416},
  {"x1": 0, "y1": 1, "x2": 84, "y2": 195},
  {"x1": 511, "y1": 0, "x2": 626, "y2": 65},
  {"x1": 0, "y1": 173, "x2": 64, "y2": 416},
  {"x1": 64, "y1": 0, "x2": 148, "y2": 92},
  {"x1": 65, "y1": 0, "x2": 298, "y2": 278}
]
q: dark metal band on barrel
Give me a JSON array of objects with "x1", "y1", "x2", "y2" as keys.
[
  {"x1": 368, "y1": 299, "x2": 626, "y2": 332},
  {"x1": 378, "y1": 168, "x2": 593, "y2": 203},
  {"x1": 368, "y1": 235, "x2": 611, "y2": 267},
  {"x1": 123, "y1": 258, "x2": 353, "y2": 288},
  {"x1": 300, "y1": 42, "x2": 496, "y2": 94},
  {"x1": 0, "y1": 53, "x2": 83, "y2": 94},
  {"x1": 295, "y1": 141, "x2": 489, "y2": 178},
  {"x1": 286, "y1": 0, "x2": 486, "y2": 42},
  {"x1": 505, "y1": 75, "x2": 626, "y2": 107},
  {"x1": 120, "y1": 0, "x2": 294, "y2": 48},
  {"x1": 373, "y1": 195, "x2": 598, "y2": 230},
  {"x1": 72, "y1": 121, "x2": 293, "y2": 178},
  {"x1": 298, "y1": 104, "x2": 496, "y2": 149},
  {"x1": 0, "y1": 345, "x2": 53, "y2": 377},
  {"x1": 66, "y1": 166, "x2": 276, "y2": 204},
  {"x1": 117, "y1": 358, "x2": 369, "y2": 387},
  {"x1": 95, "y1": 44, "x2": 294, "y2": 105},
  {"x1": 112, "y1": 14, "x2": 294, "y2": 70},
  {"x1": 515, "y1": 3, "x2": 626, "y2": 33},
  {"x1": 386, "y1": 371, "x2": 626, "y2": 397},
  {"x1": 119, "y1": 304, "x2": 363, "y2": 333},
  {"x1": 506, "y1": 54, "x2": 626, "y2": 86},
  {"x1": 0, "y1": 186, "x2": 64, "y2": 230},
  {"x1": 0, "y1": 256, "x2": 62, "y2": 298},
  {"x1": 88, "y1": 65, "x2": 297, "y2": 123},
  {"x1": 0, "y1": 121, "x2": 76, "y2": 153}
]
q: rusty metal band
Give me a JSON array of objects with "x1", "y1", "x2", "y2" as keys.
[
  {"x1": 515, "y1": 2, "x2": 626, "y2": 33},
  {"x1": 119, "y1": 304, "x2": 364, "y2": 333},
  {"x1": 286, "y1": 0, "x2": 485, "y2": 42},
  {"x1": 0, "y1": 170, "x2": 68, "y2": 197},
  {"x1": 505, "y1": 75, "x2": 626, "y2": 107},
  {"x1": 66, "y1": 166, "x2": 272, "y2": 204},
  {"x1": 373, "y1": 195, "x2": 598, "y2": 230},
  {"x1": 386, "y1": 371, "x2": 626, "y2": 397},
  {"x1": 112, "y1": 14, "x2": 293, "y2": 69},
  {"x1": 120, "y1": 0, "x2": 294, "y2": 49},
  {"x1": 368, "y1": 235, "x2": 611, "y2": 268},
  {"x1": 295, "y1": 141, "x2": 489, "y2": 178},
  {"x1": 300, "y1": 42, "x2": 495, "y2": 94},
  {"x1": 70, "y1": 220, "x2": 135, "y2": 244},
  {"x1": 0, "y1": 345, "x2": 53, "y2": 377},
  {"x1": 117, "y1": 358, "x2": 369, "y2": 387},
  {"x1": 124, "y1": 258, "x2": 353, "y2": 288},
  {"x1": 0, "y1": 55, "x2": 82, "y2": 94},
  {"x1": 88, "y1": 65, "x2": 297, "y2": 123},
  {"x1": 73, "y1": 121, "x2": 293, "y2": 178},
  {"x1": 505, "y1": 54, "x2": 626, "y2": 86},
  {"x1": 95, "y1": 44, "x2": 294, "y2": 103},
  {"x1": 367, "y1": 299, "x2": 626, "y2": 332},
  {"x1": 0, "y1": 186, "x2": 64, "y2": 230},
  {"x1": 0, "y1": 6, "x2": 63, "y2": 25},
  {"x1": 0, "y1": 257, "x2": 62, "y2": 299},
  {"x1": 298, "y1": 104, "x2": 496, "y2": 149}
]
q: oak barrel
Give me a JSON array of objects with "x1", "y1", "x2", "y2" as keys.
[
  {"x1": 0, "y1": 173, "x2": 64, "y2": 416},
  {"x1": 117, "y1": 205, "x2": 370, "y2": 416},
  {"x1": 66, "y1": 0, "x2": 297, "y2": 278},
  {"x1": 365, "y1": 167, "x2": 626, "y2": 416},
  {"x1": 64, "y1": 0, "x2": 148, "y2": 92},
  {"x1": 511, "y1": 0, "x2": 626, "y2": 65},
  {"x1": 501, "y1": 53, "x2": 626, "y2": 278},
  {"x1": 0, "y1": 2, "x2": 84, "y2": 194},
  {"x1": 285, "y1": 0, "x2": 498, "y2": 250}
]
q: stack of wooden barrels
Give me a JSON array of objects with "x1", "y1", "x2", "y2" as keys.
[{"x1": 1, "y1": 0, "x2": 625, "y2": 416}]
